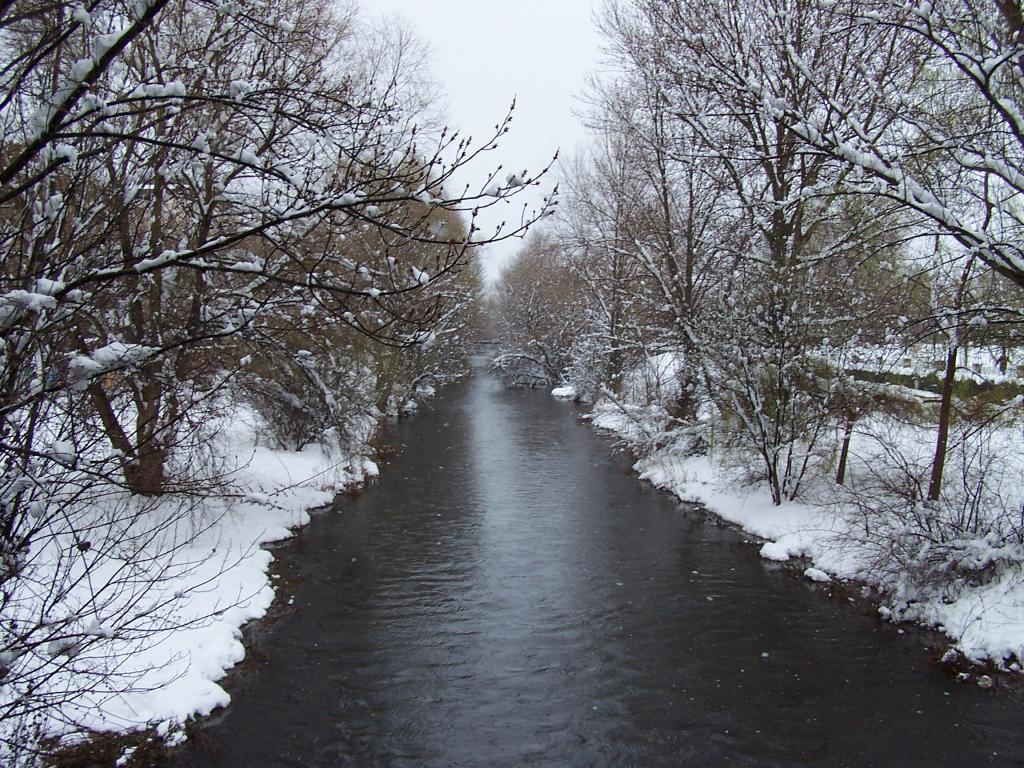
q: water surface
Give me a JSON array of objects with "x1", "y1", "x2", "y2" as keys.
[{"x1": 174, "y1": 370, "x2": 1024, "y2": 767}]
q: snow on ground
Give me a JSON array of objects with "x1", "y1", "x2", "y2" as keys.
[
  {"x1": 96, "y1": 416, "x2": 378, "y2": 735},
  {"x1": 586, "y1": 398, "x2": 1024, "y2": 669},
  {"x1": 905, "y1": 568, "x2": 1024, "y2": 666},
  {"x1": 2, "y1": 407, "x2": 379, "y2": 755}
]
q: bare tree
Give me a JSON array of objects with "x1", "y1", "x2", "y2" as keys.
[
  {"x1": 592, "y1": 0, "x2": 912, "y2": 503},
  {"x1": 566, "y1": 62, "x2": 741, "y2": 414},
  {"x1": 757, "y1": 0, "x2": 1024, "y2": 289}
]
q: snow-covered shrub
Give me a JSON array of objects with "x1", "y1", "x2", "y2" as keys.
[
  {"x1": 836, "y1": 405, "x2": 1024, "y2": 603},
  {"x1": 587, "y1": 352, "x2": 711, "y2": 459},
  {"x1": 563, "y1": 330, "x2": 611, "y2": 403},
  {"x1": 238, "y1": 344, "x2": 375, "y2": 452},
  {"x1": 619, "y1": 352, "x2": 684, "y2": 407}
]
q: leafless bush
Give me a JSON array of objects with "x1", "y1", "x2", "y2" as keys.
[
  {"x1": 0, "y1": 485, "x2": 248, "y2": 760},
  {"x1": 835, "y1": 410, "x2": 1024, "y2": 604}
]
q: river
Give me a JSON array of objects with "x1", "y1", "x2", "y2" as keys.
[{"x1": 173, "y1": 366, "x2": 1024, "y2": 767}]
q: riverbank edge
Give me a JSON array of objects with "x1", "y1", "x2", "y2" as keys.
[
  {"x1": 44, "y1": 533, "x2": 328, "y2": 768},
  {"x1": 575, "y1": 398, "x2": 1023, "y2": 688},
  {"x1": 39, "y1": 418, "x2": 395, "y2": 768}
]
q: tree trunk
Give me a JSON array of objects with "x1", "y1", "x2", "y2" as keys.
[
  {"x1": 835, "y1": 416, "x2": 854, "y2": 485},
  {"x1": 927, "y1": 346, "x2": 958, "y2": 501},
  {"x1": 765, "y1": 450, "x2": 783, "y2": 506},
  {"x1": 124, "y1": 446, "x2": 168, "y2": 496}
]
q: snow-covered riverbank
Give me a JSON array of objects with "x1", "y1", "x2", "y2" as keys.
[
  {"x1": 1, "y1": 408, "x2": 379, "y2": 762},
  {"x1": 582, "y1": 397, "x2": 1024, "y2": 675}
]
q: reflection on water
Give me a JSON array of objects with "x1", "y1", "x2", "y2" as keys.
[{"x1": 174, "y1": 368, "x2": 1024, "y2": 768}]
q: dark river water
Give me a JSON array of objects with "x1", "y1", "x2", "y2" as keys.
[{"x1": 174, "y1": 366, "x2": 1024, "y2": 768}]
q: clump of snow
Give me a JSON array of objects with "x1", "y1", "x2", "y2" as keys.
[
  {"x1": 67, "y1": 342, "x2": 157, "y2": 386},
  {"x1": 2, "y1": 289, "x2": 57, "y2": 313},
  {"x1": 804, "y1": 567, "x2": 832, "y2": 583},
  {"x1": 551, "y1": 384, "x2": 577, "y2": 400},
  {"x1": 760, "y1": 541, "x2": 796, "y2": 562}
]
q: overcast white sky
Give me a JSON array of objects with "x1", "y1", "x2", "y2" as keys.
[{"x1": 366, "y1": 0, "x2": 603, "y2": 281}]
